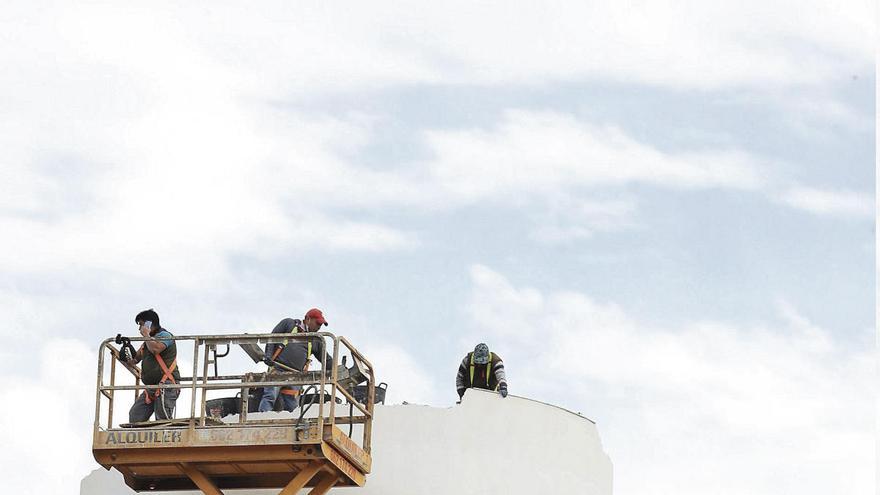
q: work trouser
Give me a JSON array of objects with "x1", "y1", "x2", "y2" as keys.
[
  {"x1": 129, "y1": 387, "x2": 180, "y2": 423},
  {"x1": 259, "y1": 368, "x2": 299, "y2": 412}
]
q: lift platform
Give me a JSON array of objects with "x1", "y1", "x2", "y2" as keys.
[{"x1": 92, "y1": 332, "x2": 376, "y2": 495}]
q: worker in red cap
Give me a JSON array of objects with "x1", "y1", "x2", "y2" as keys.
[{"x1": 259, "y1": 308, "x2": 334, "y2": 412}]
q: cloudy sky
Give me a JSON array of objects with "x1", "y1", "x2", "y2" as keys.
[{"x1": 0, "y1": 2, "x2": 875, "y2": 494}]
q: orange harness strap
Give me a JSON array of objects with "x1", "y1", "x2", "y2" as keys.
[
  {"x1": 144, "y1": 349, "x2": 177, "y2": 405},
  {"x1": 271, "y1": 345, "x2": 284, "y2": 361},
  {"x1": 270, "y1": 339, "x2": 308, "y2": 397},
  {"x1": 269, "y1": 340, "x2": 312, "y2": 371}
]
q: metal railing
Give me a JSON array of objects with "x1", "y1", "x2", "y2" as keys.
[{"x1": 93, "y1": 331, "x2": 376, "y2": 453}]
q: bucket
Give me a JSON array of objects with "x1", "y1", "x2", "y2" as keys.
[
  {"x1": 299, "y1": 392, "x2": 342, "y2": 407},
  {"x1": 205, "y1": 397, "x2": 240, "y2": 418},
  {"x1": 352, "y1": 382, "x2": 387, "y2": 405},
  {"x1": 245, "y1": 388, "x2": 263, "y2": 413}
]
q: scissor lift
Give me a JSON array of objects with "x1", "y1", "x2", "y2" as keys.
[{"x1": 92, "y1": 332, "x2": 375, "y2": 495}]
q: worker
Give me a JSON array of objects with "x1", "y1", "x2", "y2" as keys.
[
  {"x1": 125, "y1": 309, "x2": 181, "y2": 423},
  {"x1": 259, "y1": 308, "x2": 335, "y2": 412},
  {"x1": 456, "y1": 343, "x2": 508, "y2": 400}
]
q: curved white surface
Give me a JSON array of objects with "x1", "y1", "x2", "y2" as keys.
[{"x1": 82, "y1": 389, "x2": 612, "y2": 494}]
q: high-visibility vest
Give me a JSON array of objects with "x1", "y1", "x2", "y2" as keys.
[
  {"x1": 469, "y1": 352, "x2": 492, "y2": 387},
  {"x1": 270, "y1": 335, "x2": 312, "y2": 371}
]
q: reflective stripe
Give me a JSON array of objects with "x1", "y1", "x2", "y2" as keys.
[
  {"x1": 271, "y1": 330, "x2": 312, "y2": 371},
  {"x1": 301, "y1": 342, "x2": 313, "y2": 371},
  {"x1": 299, "y1": 327, "x2": 312, "y2": 371}
]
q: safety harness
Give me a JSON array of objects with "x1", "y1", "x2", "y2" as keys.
[
  {"x1": 469, "y1": 352, "x2": 493, "y2": 388},
  {"x1": 269, "y1": 337, "x2": 313, "y2": 371},
  {"x1": 141, "y1": 344, "x2": 177, "y2": 405},
  {"x1": 269, "y1": 331, "x2": 313, "y2": 398}
]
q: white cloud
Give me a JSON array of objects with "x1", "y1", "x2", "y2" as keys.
[
  {"x1": 0, "y1": 21, "x2": 424, "y2": 287},
  {"x1": 465, "y1": 265, "x2": 874, "y2": 495},
  {"x1": 1, "y1": 1, "x2": 869, "y2": 290},
  {"x1": 417, "y1": 109, "x2": 769, "y2": 233},
  {"x1": 527, "y1": 196, "x2": 639, "y2": 244},
  {"x1": 422, "y1": 109, "x2": 874, "y2": 226},
  {"x1": 425, "y1": 110, "x2": 765, "y2": 201},
  {"x1": 777, "y1": 94, "x2": 876, "y2": 139},
  {"x1": 0, "y1": 339, "x2": 97, "y2": 495},
  {"x1": 1, "y1": 2, "x2": 871, "y2": 106},
  {"x1": 357, "y1": 344, "x2": 439, "y2": 406},
  {"x1": 778, "y1": 186, "x2": 874, "y2": 218},
  {"x1": 157, "y1": 1, "x2": 870, "y2": 92}
]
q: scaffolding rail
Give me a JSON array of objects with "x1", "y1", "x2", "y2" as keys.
[{"x1": 92, "y1": 331, "x2": 375, "y2": 495}]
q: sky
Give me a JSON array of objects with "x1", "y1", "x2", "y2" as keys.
[{"x1": 0, "y1": 2, "x2": 875, "y2": 494}]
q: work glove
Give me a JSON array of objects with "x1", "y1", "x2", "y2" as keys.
[
  {"x1": 119, "y1": 345, "x2": 131, "y2": 363},
  {"x1": 262, "y1": 356, "x2": 275, "y2": 367},
  {"x1": 499, "y1": 383, "x2": 508, "y2": 398}
]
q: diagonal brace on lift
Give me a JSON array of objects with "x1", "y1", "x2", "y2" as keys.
[
  {"x1": 178, "y1": 463, "x2": 223, "y2": 495},
  {"x1": 178, "y1": 460, "x2": 337, "y2": 495},
  {"x1": 279, "y1": 461, "x2": 323, "y2": 495},
  {"x1": 307, "y1": 473, "x2": 340, "y2": 495}
]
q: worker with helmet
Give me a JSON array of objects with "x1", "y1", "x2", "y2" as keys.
[
  {"x1": 259, "y1": 308, "x2": 335, "y2": 412},
  {"x1": 456, "y1": 343, "x2": 508, "y2": 400}
]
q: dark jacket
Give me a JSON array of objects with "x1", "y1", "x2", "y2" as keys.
[
  {"x1": 264, "y1": 318, "x2": 333, "y2": 371},
  {"x1": 456, "y1": 351, "x2": 506, "y2": 395}
]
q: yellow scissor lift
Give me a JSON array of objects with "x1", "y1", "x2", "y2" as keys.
[{"x1": 92, "y1": 332, "x2": 376, "y2": 495}]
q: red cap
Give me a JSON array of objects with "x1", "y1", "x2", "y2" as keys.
[{"x1": 304, "y1": 308, "x2": 328, "y2": 326}]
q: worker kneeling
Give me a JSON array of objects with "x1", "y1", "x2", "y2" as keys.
[
  {"x1": 456, "y1": 343, "x2": 508, "y2": 400},
  {"x1": 259, "y1": 308, "x2": 335, "y2": 412},
  {"x1": 124, "y1": 309, "x2": 181, "y2": 423}
]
